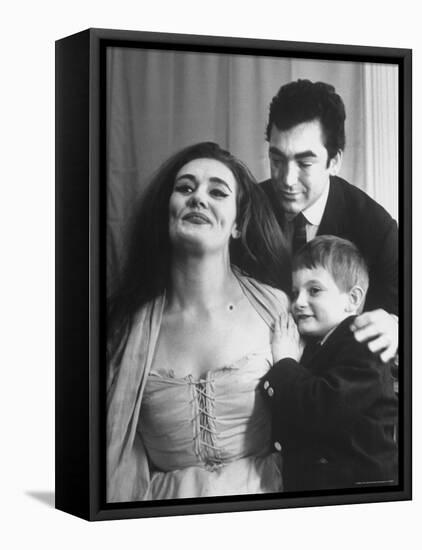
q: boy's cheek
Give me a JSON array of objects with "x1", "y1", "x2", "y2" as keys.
[{"x1": 291, "y1": 304, "x2": 300, "y2": 319}]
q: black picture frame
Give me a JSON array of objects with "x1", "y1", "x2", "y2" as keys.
[{"x1": 55, "y1": 27, "x2": 412, "y2": 521}]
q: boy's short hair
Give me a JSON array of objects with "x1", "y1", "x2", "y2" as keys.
[{"x1": 292, "y1": 236, "x2": 369, "y2": 311}]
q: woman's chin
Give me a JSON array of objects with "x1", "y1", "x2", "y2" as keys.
[
  {"x1": 171, "y1": 236, "x2": 215, "y2": 256},
  {"x1": 170, "y1": 229, "x2": 227, "y2": 255},
  {"x1": 171, "y1": 224, "x2": 209, "y2": 239}
]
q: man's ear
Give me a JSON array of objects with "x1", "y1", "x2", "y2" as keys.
[
  {"x1": 328, "y1": 150, "x2": 343, "y2": 176},
  {"x1": 346, "y1": 285, "x2": 365, "y2": 312}
]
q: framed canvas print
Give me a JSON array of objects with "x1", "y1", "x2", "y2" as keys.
[{"x1": 55, "y1": 28, "x2": 412, "y2": 521}]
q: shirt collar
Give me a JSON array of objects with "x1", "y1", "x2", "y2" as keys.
[
  {"x1": 319, "y1": 325, "x2": 337, "y2": 346},
  {"x1": 319, "y1": 315, "x2": 356, "y2": 346}
]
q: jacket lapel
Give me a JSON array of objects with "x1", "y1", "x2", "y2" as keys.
[{"x1": 317, "y1": 176, "x2": 346, "y2": 237}]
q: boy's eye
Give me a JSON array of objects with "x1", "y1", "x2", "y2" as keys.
[{"x1": 309, "y1": 287, "x2": 321, "y2": 296}]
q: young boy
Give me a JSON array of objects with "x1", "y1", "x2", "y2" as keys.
[{"x1": 261, "y1": 235, "x2": 398, "y2": 492}]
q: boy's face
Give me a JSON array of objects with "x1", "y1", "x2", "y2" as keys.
[{"x1": 292, "y1": 266, "x2": 352, "y2": 339}]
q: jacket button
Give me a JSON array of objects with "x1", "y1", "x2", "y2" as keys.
[
  {"x1": 318, "y1": 457, "x2": 328, "y2": 464},
  {"x1": 263, "y1": 380, "x2": 269, "y2": 390},
  {"x1": 267, "y1": 387, "x2": 274, "y2": 397},
  {"x1": 274, "y1": 441, "x2": 282, "y2": 452}
]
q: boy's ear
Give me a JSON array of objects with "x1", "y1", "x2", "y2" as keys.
[{"x1": 345, "y1": 285, "x2": 365, "y2": 312}]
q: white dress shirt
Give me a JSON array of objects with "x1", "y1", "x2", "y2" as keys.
[{"x1": 284, "y1": 181, "x2": 330, "y2": 248}]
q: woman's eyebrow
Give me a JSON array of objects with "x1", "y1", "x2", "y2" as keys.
[
  {"x1": 175, "y1": 173, "x2": 196, "y2": 183},
  {"x1": 209, "y1": 177, "x2": 233, "y2": 191},
  {"x1": 175, "y1": 173, "x2": 233, "y2": 192}
]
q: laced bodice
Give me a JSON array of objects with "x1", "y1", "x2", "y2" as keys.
[{"x1": 139, "y1": 349, "x2": 277, "y2": 477}]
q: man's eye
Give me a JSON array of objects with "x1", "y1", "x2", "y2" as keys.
[
  {"x1": 270, "y1": 155, "x2": 283, "y2": 166},
  {"x1": 299, "y1": 161, "x2": 313, "y2": 169}
]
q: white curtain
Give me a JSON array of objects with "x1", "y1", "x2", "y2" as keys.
[
  {"x1": 363, "y1": 63, "x2": 399, "y2": 220},
  {"x1": 107, "y1": 47, "x2": 398, "y2": 287}
]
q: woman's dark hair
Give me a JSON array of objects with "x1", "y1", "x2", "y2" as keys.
[
  {"x1": 265, "y1": 79, "x2": 346, "y2": 161},
  {"x1": 108, "y1": 142, "x2": 290, "y2": 358}
]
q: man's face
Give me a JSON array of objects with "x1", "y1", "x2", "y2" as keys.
[{"x1": 268, "y1": 119, "x2": 341, "y2": 214}]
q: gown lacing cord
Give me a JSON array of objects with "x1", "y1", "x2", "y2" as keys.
[{"x1": 189, "y1": 377, "x2": 223, "y2": 471}]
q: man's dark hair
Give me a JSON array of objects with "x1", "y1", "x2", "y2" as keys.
[{"x1": 266, "y1": 79, "x2": 346, "y2": 161}]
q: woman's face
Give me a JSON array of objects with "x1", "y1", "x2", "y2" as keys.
[{"x1": 169, "y1": 158, "x2": 239, "y2": 254}]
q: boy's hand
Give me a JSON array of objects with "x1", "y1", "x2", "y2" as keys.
[
  {"x1": 350, "y1": 309, "x2": 398, "y2": 363},
  {"x1": 271, "y1": 312, "x2": 303, "y2": 363}
]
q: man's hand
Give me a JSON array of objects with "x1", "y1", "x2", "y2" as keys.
[
  {"x1": 350, "y1": 309, "x2": 398, "y2": 363},
  {"x1": 271, "y1": 312, "x2": 303, "y2": 363}
]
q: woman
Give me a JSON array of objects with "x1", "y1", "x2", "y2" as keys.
[{"x1": 107, "y1": 142, "x2": 291, "y2": 502}]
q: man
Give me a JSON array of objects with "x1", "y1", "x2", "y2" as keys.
[{"x1": 261, "y1": 79, "x2": 398, "y2": 362}]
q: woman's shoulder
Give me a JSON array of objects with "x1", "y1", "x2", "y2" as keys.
[
  {"x1": 258, "y1": 281, "x2": 290, "y2": 311},
  {"x1": 235, "y1": 269, "x2": 290, "y2": 316}
]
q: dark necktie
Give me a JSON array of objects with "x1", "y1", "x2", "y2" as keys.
[{"x1": 292, "y1": 212, "x2": 307, "y2": 254}]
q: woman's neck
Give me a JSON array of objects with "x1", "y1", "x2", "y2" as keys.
[{"x1": 168, "y1": 251, "x2": 241, "y2": 314}]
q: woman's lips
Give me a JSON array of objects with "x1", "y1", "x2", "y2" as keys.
[{"x1": 183, "y1": 212, "x2": 212, "y2": 224}]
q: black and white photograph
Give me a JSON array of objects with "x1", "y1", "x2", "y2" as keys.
[
  {"x1": 4, "y1": 0, "x2": 421, "y2": 547},
  {"x1": 101, "y1": 35, "x2": 409, "y2": 510}
]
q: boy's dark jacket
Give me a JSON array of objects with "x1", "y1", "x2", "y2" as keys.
[{"x1": 261, "y1": 316, "x2": 398, "y2": 492}]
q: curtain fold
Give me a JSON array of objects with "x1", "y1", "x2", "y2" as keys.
[{"x1": 364, "y1": 63, "x2": 399, "y2": 221}]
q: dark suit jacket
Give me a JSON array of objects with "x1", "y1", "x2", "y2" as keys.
[
  {"x1": 261, "y1": 176, "x2": 398, "y2": 315},
  {"x1": 261, "y1": 317, "x2": 398, "y2": 492}
]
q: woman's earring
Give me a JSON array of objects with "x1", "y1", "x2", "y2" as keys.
[{"x1": 231, "y1": 228, "x2": 241, "y2": 239}]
